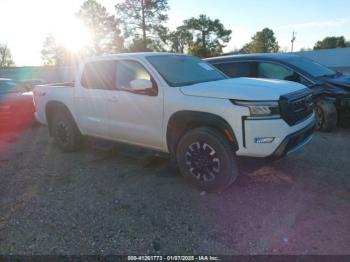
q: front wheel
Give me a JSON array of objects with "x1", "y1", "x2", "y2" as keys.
[
  {"x1": 176, "y1": 127, "x2": 238, "y2": 193},
  {"x1": 315, "y1": 99, "x2": 337, "y2": 132}
]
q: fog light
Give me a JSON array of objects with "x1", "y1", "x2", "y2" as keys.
[{"x1": 254, "y1": 137, "x2": 275, "y2": 143}]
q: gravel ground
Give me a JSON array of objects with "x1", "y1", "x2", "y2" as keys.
[{"x1": 0, "y1": 126, "x2": 349, "y2": 255}]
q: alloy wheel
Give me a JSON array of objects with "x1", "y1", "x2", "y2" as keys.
[
  {"x1": 184, "y1": 141, "x2": 221, "y2": 182},
  {"x1": 55, "y1": 121, "x2": 70, "y2": 145}
]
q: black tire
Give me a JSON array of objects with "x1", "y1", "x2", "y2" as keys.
[
  {"x1": 176, "y1": 127, "x2": 238, "y2": 193},
  {"x1": 315, "y1": 99, "x2": 337, "y2": 132},
  {"x1": 51, "y1": 111, "x2": 82, "y2": 152}
]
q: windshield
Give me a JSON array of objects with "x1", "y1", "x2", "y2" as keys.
[
  {"x1": 146, "y1": 55, "x2": 226, "y2": 87},
  {"x1": 287, "y1": 57, "x2": 337, "y2": 78}
]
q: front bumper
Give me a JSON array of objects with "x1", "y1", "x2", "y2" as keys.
[
  {"x1": 270, "y1": 120, "x2": 315, "y2": 158},
  {"x1": 233, "y1": 113, "x2": 315, "y2": 157}
]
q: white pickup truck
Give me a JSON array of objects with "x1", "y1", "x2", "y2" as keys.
[{"x1": 34, "y1": 53, "x2": 315, "y2": 192}]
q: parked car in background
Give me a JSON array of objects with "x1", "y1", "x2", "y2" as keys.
[
  {"x1": 34, "y1": 53, "x2": 315, "y2": 192},
  {"x1": 206, "y1": 54, "x2": 350, "y2": 131},
  {"x1": 0, "y1": 78, "x2": 35, "y2": 133}
]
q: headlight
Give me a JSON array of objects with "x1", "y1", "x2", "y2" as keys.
[{"x1": 232, "y1": 100, "x2": 280, "y2": 118}]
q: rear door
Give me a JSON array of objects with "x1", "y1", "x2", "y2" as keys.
[{"x1": 74, "y1": 60, "x2": 116, "y2": 138}]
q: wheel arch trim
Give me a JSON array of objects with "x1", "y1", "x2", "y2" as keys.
[
  {"x1": 166, "y1": 110, "x2": 238, "y2": 157},
  {"x1": 45, "y1": 100, "x2": 80, "y2": 136}
]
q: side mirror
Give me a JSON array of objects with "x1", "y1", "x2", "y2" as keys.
[{"x1": 129, "y1": 79, "x2": 152, "y2": 91}]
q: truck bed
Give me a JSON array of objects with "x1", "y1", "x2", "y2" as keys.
[{"x1": 42, "y1": 82, "x2": 75, "y2": 88}]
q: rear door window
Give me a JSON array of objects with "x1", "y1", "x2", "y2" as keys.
[
  {"x1": 81, "y1": 61, "x2": 117, "y2": 90},
  {"x1": 213, "y1": 62, "x2": 254, "y2": 78}
]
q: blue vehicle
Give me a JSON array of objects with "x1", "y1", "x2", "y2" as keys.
[{"x1": 206, "y1": 53, "x2": 350, "y2": 131}]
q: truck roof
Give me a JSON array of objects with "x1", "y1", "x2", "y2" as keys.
[{"x1": 85, "y1": 52, "x2": 185, "y2": 62}]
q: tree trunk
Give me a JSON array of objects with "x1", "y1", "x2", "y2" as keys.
[
  {"x1": 202, "y1": 31, "x2": 206, "y2": 49},
  {"x1": 141, "y1": 0, "x2": 147, "y2": 49}
]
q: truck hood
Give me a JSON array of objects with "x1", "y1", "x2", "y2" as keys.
[{"x1": 179, "y1": 78, "x2": 307, "y2": 101}]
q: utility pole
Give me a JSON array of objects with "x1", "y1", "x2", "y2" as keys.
[{"x1": 291, "y1": 31, "x2": 296, "y2": 52}]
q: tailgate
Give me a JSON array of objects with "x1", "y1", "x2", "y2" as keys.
[{"x1": 33, "y1": 85, "x2": 49, "y2": 124}]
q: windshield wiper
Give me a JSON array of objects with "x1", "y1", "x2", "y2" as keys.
[
  {"x1": 172, "y1": 81, "x2": 198, "y2": 87},
  {"x1": 177, "y1": 79, "x2": 223, "y2": 87}
]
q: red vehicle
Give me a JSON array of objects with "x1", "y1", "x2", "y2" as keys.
[{"x1": 0, "y1": 78, "x2": 35, "y2": 133}]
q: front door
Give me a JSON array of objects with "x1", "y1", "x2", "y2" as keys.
[{"x1": 106, "y1": 60, "x2": 164, "y2": 150}]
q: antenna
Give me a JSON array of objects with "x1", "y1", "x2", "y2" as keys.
[{"x1": 291, "y1": 31, "x2": 296, "y2": 52}]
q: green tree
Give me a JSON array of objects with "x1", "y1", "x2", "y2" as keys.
[
  {"x1": 41, "y1": 34, "x2": 71, "y2": 66},
  {"x1": 0, "y1": 44, "x2": 14, "y2": 68},
  {"x1": 240, "y1": 28, "x2": 279, "y2": 54},
  {"x1": 168, "y1": 26, "x2": 193, "y2": 53},
  {"x1": 182, "y1": 14, "x2": 231, "y2": 57},
  {"x1": 314, "y1": 36, "x2": 347, "y2": 50},
  {"x1": 115, "y1": 0, "x2": 169, "y2": 51},
  {"x1": 77, "y1": 0, "x2": 124, "y2": 55}
]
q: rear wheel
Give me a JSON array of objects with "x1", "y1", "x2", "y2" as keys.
[
  {"x1": 176, "y1": 127, "x2": 238, "y2": 193},
  {"x1": 315, "y1": 99, "x2": 337, "y2": 132},
  {"x1": 51, "y1": 111, "x2": 82, "y2": 152}
]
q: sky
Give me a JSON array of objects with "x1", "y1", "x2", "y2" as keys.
[{"x1": 1, "y1": 0, "x2": 350, "y2": 66}]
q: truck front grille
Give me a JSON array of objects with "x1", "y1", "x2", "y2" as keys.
[{"x1": 279, "y1": 89, "x2": 314, "y2": 126}]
